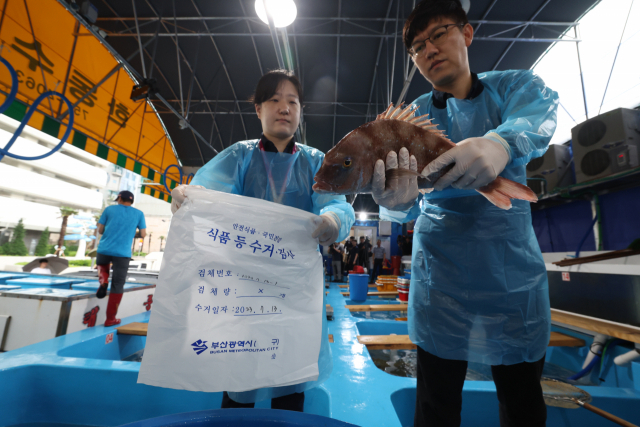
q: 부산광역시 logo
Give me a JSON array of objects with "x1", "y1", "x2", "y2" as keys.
[{"x1": 191, "y1": 339, "x2": 208, "y2": 355}]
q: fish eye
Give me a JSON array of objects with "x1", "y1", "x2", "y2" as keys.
[{"x1": 343, "y1": 158, "x2": 352, "y2": 168}]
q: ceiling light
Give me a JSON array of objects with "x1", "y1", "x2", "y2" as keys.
[
  {"x1": 255, "y1": 0, "x2": 297, "y2": 28},
  {"x1": 359, "y1": 213, "x2": 368, "y2": 221}
]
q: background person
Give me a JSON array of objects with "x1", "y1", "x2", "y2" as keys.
[
  {"x1": 370, "y1": 240, "x2": 386, "y2": 283},
  {"x1": 31, "y1": 258, "x2": 52, "y2": 274},
  {"x1": 329, "y1": 241, "x2": 344, "y2": 282},
  {"x1": 345, "y1": 236, "x2": 358, "y2": 272},
  {"x1": 171, "y1": 69, "x2": 355, "y2": 412},
  {"x1": 96, "y1": 190, "x2": 147, "y2": 327},
  {"x1": 372, "y1": 1, "x2": 558, "y2": 426}
]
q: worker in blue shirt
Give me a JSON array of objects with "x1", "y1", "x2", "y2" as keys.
[
  {"x1": 372, "y1": 1, "x2": 559, "y2": 426},
  {"x1": 171, "y1": 70, "x2": 355, "y2": 412},
  {"x1": 96, "y1": 190, "x2": 147, "y2": 327}
]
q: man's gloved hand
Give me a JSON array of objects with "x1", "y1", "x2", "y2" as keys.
[
  {"x1": 372, "y1": 147, "x2": 419, "y2": 211},
  {"x1": 422, "y1": 137, "x2": 510, "y2": 191},
  {"x1": 171, "y1": 184, "x2": 204, "y2": 214},
  {"x1": 311, "y1": 212, "x2": 341, "y2": 246}
]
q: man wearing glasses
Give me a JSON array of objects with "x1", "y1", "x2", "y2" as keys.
[{"x1": 372, "y1": 1, "x2": 559, "y2": 426}]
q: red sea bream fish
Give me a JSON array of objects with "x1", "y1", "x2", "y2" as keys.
[{"x1": 312, "y1": 103, "x2": 537, "y2": 209}]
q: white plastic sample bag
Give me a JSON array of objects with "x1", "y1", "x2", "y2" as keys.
[{"x1": 138, "y1": 187, "x2": 324, "y2": 392}]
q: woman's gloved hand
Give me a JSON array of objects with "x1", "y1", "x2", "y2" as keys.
[
  {"x1": 371, "y1": 147, "x2": 419, "y2": 211},
  {"x1": 311, "y1": 212, "x2": 341, "y2": 246},
  {"x1": 171, "y1": 184, "x2": 204, "y2": 214},
  {"x1": 422, "y1": 137, "x2": 510, "y2": 191}
]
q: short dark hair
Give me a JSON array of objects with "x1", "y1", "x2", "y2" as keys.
[
  {"x1": 403, "y1": 0, "x2": 469, "y2": 51},
  {"x1": 39, "y1": 258, "x2": 49, "y2": 263},
  {"x1": 250, "y1": 69, "x2": 304, "y2": 105}
]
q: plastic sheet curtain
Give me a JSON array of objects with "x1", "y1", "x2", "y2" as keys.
[{"x1": 0, "y1": 0, "x2": 181, "y2": 202}]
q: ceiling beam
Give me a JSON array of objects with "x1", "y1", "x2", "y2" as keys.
[
  {"x1": 105, "y1": 32, "x2": 578, "y2": 42},
  {"x1": 98, "y1": 17, "x2": 577, "y2": 26},
  {"x1": 491, "y1": 0, "x2": 553, "y2": 70},
  {"x1": 190, "y1": 0, "x2": 248, "y2": 141},
  {"x1": 143, "y1": 0, "x2": 232, "y2": 154},
  {"x1": 332, "y1": 0, "x2": 341, "y2": 147},
  {"x1": 366, "y1": 0, "x2": 395, "y2": 120},
  {"x1": 157, "y1": 111, "x2": 372, "y2": 118},
  {"x1": 238, "y1": 0, "x2": 264, "y2": 76},
  {"x1": 98, "y1": 0, "x2": 221, "y2": 161}
]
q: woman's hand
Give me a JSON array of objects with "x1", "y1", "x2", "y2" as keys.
[
  {"x1": 311, "y1": 212, "x2": 341, "y2": 246},
  {"x1": 171, "y1": 184, "x2": 204, "y2": 214}
]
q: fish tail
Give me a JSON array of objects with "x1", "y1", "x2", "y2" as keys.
[{"x1": 476, "y1": 177, "x2": 538, "y2": 210}]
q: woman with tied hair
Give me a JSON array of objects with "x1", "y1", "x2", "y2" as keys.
[{"x1": 171, "y1": 69, "x2": 355, "y2": 411}]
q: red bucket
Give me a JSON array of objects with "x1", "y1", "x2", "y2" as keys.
[
  {"x1": 391, "y1": 256, "x2": 402, "y2": 276},
  {"x1": 398, "y1": 289, "x2": 409, "y2": 302}
]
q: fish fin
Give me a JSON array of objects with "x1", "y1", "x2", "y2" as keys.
[
  {"x1": 410, "y1": 114, "x2": 432, "y2": 124},
  {"x1": 408, "y1": 114, "x2": 431, "y2": 126},
  {"x1": 377, "y1": 103, "x2": 393, "y2": 120},
  {"x1": 476, "y1": 177, "x2": 538, "y2": 210},
  {"x1": 397, "y1": 104, "x2": 417, "y2": 120},
  {"x1": 385, "y1": 168, "x2": 432, "y2": 189},
  {"x1": 387, "y1": 103, "x2": 404, "y2": 119},
  {"x1": 379, "y1": 102, "x2": 450, "y2": 139}
]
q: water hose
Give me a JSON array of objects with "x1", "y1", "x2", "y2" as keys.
[
  {"x1": 163, "y1": 165, "x2": 194, "y2": 193},
  {"x1": 598, "y1": 339, "x2": 620, "y2": 383},
  {"x1": 163, "y1": 164, "x2": 183, "y2": 194},
  {"x1": 0, "y1": 91, "x2": 74, "y2": 162},
  {"x1": 568, "y1": 354, "x2": 600, "y2": 381}
]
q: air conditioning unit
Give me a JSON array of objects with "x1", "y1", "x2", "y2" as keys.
[
  {"x1": 526, "y1": 144, "x2": 574, "y2": 195},
  {"x1": 571, "y1": 108, "x2": 640, "y2": 184}
]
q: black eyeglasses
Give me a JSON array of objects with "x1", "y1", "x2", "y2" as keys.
[{"x1": 409, "y1": 24, "x2": 465, "y2": 57}]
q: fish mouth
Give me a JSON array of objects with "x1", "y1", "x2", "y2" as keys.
[{"x1": 312, "y1": 180, "x2": 334, "y2": 193}]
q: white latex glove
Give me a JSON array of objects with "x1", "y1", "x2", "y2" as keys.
[
  {"x1": 311, "y1": 212, "x2": 341, "y2": 246},
  {"x1": 171, "y1": 184, "x2": 204, "y2": 214},
  {"x1": 371, "y1": 147, "x2": 419, "y2": 211},
  {"x1": 422, "y1": 137, "x2": 510, "y2": 191}
]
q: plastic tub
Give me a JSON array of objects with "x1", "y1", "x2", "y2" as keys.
[
  {"x1": 377, "y1": 275, "x2": 398, "y2": 291},
  {"x1": 349, "y1": 274, "x2": 369, "y2": 301},
  {"x1": 375, "y1": 281, "x2": 394, "y2": 291},
  {"x1": 398, "y1": 289, "x2": 409, "y2": 302}
]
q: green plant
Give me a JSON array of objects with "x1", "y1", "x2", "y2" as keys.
[
  {"x1": 2, "y1": 219, "x2": 28, "y2": 256},
  {"x1": 35, "y1": 227, "x2": 51, "y2": 256},
  {"x1": 57, "y1": 207, "x2": 79, "y2": 256},
  {"x1": 69, "y1": 259, "x2": 91, "y2": 267}
]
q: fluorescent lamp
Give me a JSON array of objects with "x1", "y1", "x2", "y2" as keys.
[{"x1": 255, "y1": 0, "x2": 297, "y2": 28}]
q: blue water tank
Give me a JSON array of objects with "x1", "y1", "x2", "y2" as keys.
[{"x1": 119, "y1": 408, "x2": 358, "y2": 427}]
